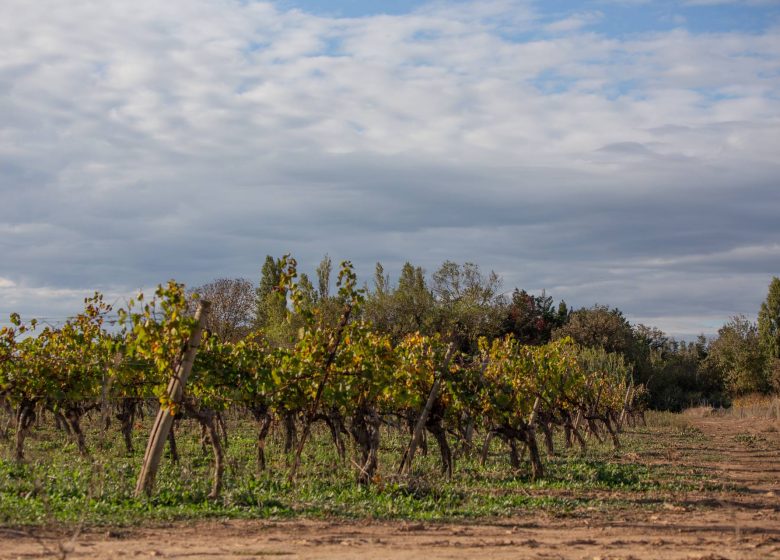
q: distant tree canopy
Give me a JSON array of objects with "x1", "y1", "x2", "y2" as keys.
[
  {"x1": 429, "y1": 260, "x2": 504, "y2": 352},
  {"x1": 500, "y1": 289, "x2": 567, "y2": 346},
  {"x1": 190, "y1": 278, "x2": 254, "y2": 342},
  {"x1": 362, "y1": 262, "x2": 435, "y2": 341},
  {"x1": 552, "y1": 305, "x2": 634, "y2": 356},
  {"x1": 362, "y1": 260, "x2": 504, "y2": 352}
]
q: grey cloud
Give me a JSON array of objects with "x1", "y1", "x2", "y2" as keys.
[{"x1": 0, "y1": 0, "x2": 778, "y2": 337}]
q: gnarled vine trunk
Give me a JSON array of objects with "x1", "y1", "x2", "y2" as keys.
[
  {"x1": 425, "y1": 402, "x2": 453, "y2": 478},
  {"x1": 283, "y1": 411, "x2": 297, "y2": 455},
  {"x1": 497, "y1": 423, "x2": 544, "y2": 480},
  {"x1": 14, "y1": 400, "x2": 36, "y2": 462},
  {"x1": 250, "y1": 405, "x2": 273, "y2": 471},
  {"x1": 185, "y1": 403, "x2": 224, "y2": 500},
  {"x1": 64, "y1": 406, "x2": 89, "y2": 456},
  {"x1": 350, "y1": 406, "x2": 381, "y2": 485},
  {"x1": 116, "y1": 399, "x2": 139, "y2": 454}
]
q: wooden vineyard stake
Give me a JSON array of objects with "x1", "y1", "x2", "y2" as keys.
[
  {"x1": 135, "y1": 300, "x2": 210, "y2": 497},
  {"x1": 617, "y1": 379, "x2": 634, "y2": 432}
]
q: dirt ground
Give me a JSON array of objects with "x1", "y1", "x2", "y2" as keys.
[{"x1": 2, "y1": 413, "x2": 779, "y2": 560}]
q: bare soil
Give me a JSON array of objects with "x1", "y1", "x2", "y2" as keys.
[{"x1": 3, "y1": 413, "x2": 779, "y2": 560}]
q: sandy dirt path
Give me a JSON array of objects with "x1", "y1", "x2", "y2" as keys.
[{"x1": 2, "y1": 414, "x2": 779, "y2": 560}]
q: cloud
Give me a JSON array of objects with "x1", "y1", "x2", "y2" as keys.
[
  {"x1": 545, "y1": 11, "x2": 604, "y2": 33},
  {"x1": 0, "y1": 0, "x2": 778, "y2": 338}
]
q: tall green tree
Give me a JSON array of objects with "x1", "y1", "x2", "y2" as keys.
[
  {"x1": 707, "y1": 315, "x2": 768, "y2": 396},
  {"x1": 758, "y1": 276, "x2": 780, "y2": 391},
  {"x1": 362, "y1": 262, "x2": 394, "y2": 333},
  {"x1": 256, "y1": 255, "x2": 282, "y2": 326},
  {"x1": 316, "y1": 254, "x2": 332, "y2": 300}
]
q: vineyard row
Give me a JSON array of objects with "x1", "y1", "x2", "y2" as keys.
[{"x1": 0, "y1": 259, "x2": 646, "y2": 498}]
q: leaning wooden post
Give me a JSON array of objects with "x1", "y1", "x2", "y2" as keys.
[
  {"x1": 135, "y1": 301, "x2": 210, "y2": 497},
  {"x1": 398, "y1": 343, "x2": 455, "y2": 475},
  {"x1": 528, "y1": 396, "x2": 542, "y2": 425},
  {"x1": 617, "y1": 379, "x2": 634, "y2": 433}
]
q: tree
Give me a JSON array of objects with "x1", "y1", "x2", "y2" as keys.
[
  {"x1": 639, "y1": 330, "x2": 723, "y2": 410},
  {"x1": 255, "y1": 255, "x2": 299, "y2": 346},
  {"x1": 501, "y1": 289, "x2": 566, "y2": 345},
  {"x1": 190, "y1": 278, "x2": 255, "y2": 342},
  {"x1": 431, "y1": 261, "x2": 504, "y2": 351},
  {"x1": 313, "y1": 254, "x2": 348, "y2": 329},
  {"x1": 633, "y1": 324, "x2": 670, "y2": 355},
  {"x1": 395, "y1": 262, "x2": 435, "y2": 336},
  {"x1": 256, "y1": 255, "x2": 285, "y2": 329},
  {"x1": 758, "y1": 276, "x2": 780, "y2": 391},
  {"x1": 373, "y1": 262, "x2": 390, "y2": 296},
  {"x1": 362, "y1": 262, "x2": 395, "y2": 334},
  {"x1": 707, "y1": 315, "x2": 768, "y2": 396},
  {"x1": 297, "y1": 273, "x2": 318, "y2": 309},
  {"x1": 362, "y1": 262, "x2": 436, "y2": 341},
  {"x1": 316, "y1": 254, "x2": 332, "y2": 300},
  {"x1": 552, "y1": 305, "x2": 635, "y2": 356}
]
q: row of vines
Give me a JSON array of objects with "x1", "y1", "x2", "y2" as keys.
[{"x1": 0, "y1": 257, "x2": 646, "y2": 499}]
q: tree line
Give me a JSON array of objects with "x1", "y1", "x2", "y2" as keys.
[{"x1": 203, "y1": 256, "x2": 780, "y2": 411}]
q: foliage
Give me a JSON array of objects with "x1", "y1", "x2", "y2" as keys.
[
  {"x1": 1, "y1": 294, "x2": 113, "y2": 411},
  {"x1": 362, "y1": 261, "x2": 436, "y2": 342},
  {"x1": 706, "y1": 315, "x2": 768, "y2": 396},
  {"x1": 430, "y1": 261, "x2": 504, "y2": 352},
  {"x1": 553, "y1": 305, "x2": 635, "y2": 357},
  {"x1": 116, "y1": 281, "x2": 198, "y2": 410},
  {"x1": 189, "y1": 278, "x2": 255, "y2": 342},
  {"x1": 500, "y1": 289, "x2": 567, "y2": 345},
  {"x1": 0, "y1": 412, "x2": 711, "y2": 526},
  {"x1": 758, "y1": 276, "x2": 780, "y2": 391}
]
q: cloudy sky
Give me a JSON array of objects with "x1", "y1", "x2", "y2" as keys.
[{"x1": 1, "y1": 0, "x2": 779, "y2": 337}]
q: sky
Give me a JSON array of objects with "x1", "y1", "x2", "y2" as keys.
[{"x1": 1, "y1": 0, "x2": 779, "y2": 338}]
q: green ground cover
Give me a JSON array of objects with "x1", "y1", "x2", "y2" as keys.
[{"x1": 0, "y1": 411, "x2": 719, "y2": 527}]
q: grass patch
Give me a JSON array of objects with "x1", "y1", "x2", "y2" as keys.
[
  {"x1": 0, "y1": 410, "x2": 722, "y2": 527},
  {"x1": 733, "y1": 432, "x2": 769, "y2": 449}
]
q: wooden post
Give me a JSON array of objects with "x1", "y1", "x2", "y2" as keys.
[
  {"x1": 135, "y1": 301, "x2": 210, "y2": 497},
  {"x1": 398, "y1": 344, "x2": 455, "y2": 475},
  {"x1": 617, "y1": 380, "x2": 634, "y2": 432},
  {"x1": 528, "y1": 396, "x2": 542, "y2": 425}
]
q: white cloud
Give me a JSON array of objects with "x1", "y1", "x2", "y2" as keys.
[
  {"x1": 545, "y1": 11, "x2": 604, "y2": 33},
  {"x1": 633, "y1": 244, "x2": 780, "y2": 269}
]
